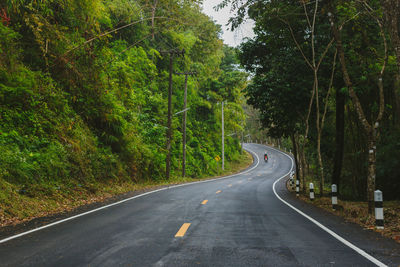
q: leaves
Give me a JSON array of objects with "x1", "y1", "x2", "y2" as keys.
[{"x1": 0, "y1": 0, "x2": 247, "y2": 196}]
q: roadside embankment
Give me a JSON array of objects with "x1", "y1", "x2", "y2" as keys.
[{"x1": 286, "y1": 182, "x2": 400, "y2": 244}]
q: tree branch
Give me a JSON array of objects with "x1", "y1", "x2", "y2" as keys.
[
  {"x1": 321, "y1": 49, "x2": 337, "y2": 132},
  {"x1": 278, "y1": 18, "x2": 313, "y2": 69}
]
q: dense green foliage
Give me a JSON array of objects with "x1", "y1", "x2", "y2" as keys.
[
  {"x1": 0, "y1": 0, "x2": 247, "y2": 198},
  {"x1": 227, "y1": 0, "x2": 400, "y2": 200}
]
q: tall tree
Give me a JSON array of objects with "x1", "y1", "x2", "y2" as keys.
[{"x1": 328, "y1": 0, "x2": 388, "y2": 212}]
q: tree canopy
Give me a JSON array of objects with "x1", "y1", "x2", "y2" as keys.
[{"x1": 228, "y1": 0, "x2": 400, "y2": 201}]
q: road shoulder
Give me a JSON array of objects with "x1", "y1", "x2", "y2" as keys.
[{"x1": 275, "y1": 175, "x2": 400, "y2": 266}]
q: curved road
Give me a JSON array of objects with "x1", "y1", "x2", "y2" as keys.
[{"x1": 0, "y1": 144, "x2": 387, "y2": 266}]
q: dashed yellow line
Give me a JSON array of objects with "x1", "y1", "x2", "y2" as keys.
[
  {"x1": 201, "y1": 200, "x2": 208, "y2": 205},
  {"x1": 175, "y1": 223, "x2": 191, "y2": 237},
  {"x1": 216, "y1": 190, "x2": 222, "y2": 194}
]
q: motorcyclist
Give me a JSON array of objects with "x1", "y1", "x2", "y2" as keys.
[{"x1": 264, "y1": 151, "x2": 268, "y2": 162}]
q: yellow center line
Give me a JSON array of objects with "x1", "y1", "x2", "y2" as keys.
[
  {"x1": 201, "y1": 200, "x2": 208, "y2": 205},
  {"x1": 175, "y1": 223, "x2": 191, "y2": 237},
  {"x1": 216, "y1": 190, "x2": 222, "y2": 194}
]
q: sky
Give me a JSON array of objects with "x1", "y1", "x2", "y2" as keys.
[{"x1": 201, "y1": 0, "x2": 255, "y2": 47}]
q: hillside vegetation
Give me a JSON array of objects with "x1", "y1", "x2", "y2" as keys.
[{"x1": 0, "y1": 1, "x2": 248, "y2": 223}]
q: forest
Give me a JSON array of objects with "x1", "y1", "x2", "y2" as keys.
[
  {"x1": 0, "y1": 0, "x2": 248, "y2": 221},
  {"x1": 225, "y1": 0, "x2": 400, "y2": 210}
]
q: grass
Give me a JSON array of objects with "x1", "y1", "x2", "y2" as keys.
[{"x1": 0, "y1": 151, "x2": 253, "y2": 227}]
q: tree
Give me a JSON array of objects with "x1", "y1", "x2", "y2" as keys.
[
  {"x1": 327, "y1": 0, "x2": 388, "y2": 212},
  {"x1": 239, "y1": 16, "x2": 312, "y2": 187},
  {"x1": 233, "y1": 0, "x2": 339, "y2": 194}
]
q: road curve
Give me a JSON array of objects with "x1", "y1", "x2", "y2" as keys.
[{"x1": 0, "y1": 144, "x2": 386, "y2": 266}]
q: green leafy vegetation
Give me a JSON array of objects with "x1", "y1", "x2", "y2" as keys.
[
  {"x1": 0, "y1": 1, "x2": 249, "y2": 224},
  {"x1": 226, "y1": 0, "x2": 400, "y2": 204}
]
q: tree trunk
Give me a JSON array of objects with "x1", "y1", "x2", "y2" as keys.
[
  {"x1": 298, "y1": 137, "x2": 308, "y2": 193},
  {"x1": 295, "y1": 134, "x2": 304, "y2": 189},
  {"x1": 317, "y1": 134, "x2": 324, "y2": 196},
  {"x1": 151, "y1": 0, "x2": 158, "y2": 39},
  {"x1": 313, "y1": 70, "x2": 325, "y2": 197},
  {"x1": 332, "y1": 87, "x2": 345, "y2": 194},
  {"x1": 367, "y1": 133, "x2": 377, "y2": 214},
  {"x1": 291, "y1": 132, "x2": 300, "y2": 184}
]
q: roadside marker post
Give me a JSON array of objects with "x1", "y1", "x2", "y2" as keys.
[
  {"x1": 296, "y1": 180, "x2": 300, "y2": 197},
  {"x1": 331, "y1": 184, "x2": 338, "y2": 210},
  {"x1": 309, "y1": 183, "x2": 314, "y2": 201},
  {"x1": 374, "y1": 190, "x2": 384, "y2": 229},
  {"x1": 290, "y1": 171, "x2": 295, "y2": 189}
]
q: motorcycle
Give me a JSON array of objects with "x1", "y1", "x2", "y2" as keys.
[{"x1": 264, "y1": 152, "x2": 268, "y2": 162}]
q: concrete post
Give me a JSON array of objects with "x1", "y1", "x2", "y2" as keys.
[
  {"x1": 309, "y1": 183, "x2": 314, "y2": 201},
  {"x1": 374, "y1": 190, "x2": 384, "y2": 229},
  {"x1": 331, "y1": 184, "x2": 338, "y2": 210}
]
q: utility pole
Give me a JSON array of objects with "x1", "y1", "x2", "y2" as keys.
[
  {"x1": 159, "y1": 49, "x2": 185, "y2": 179},
  {"x1": 222, "y1": 101, "x2": 225, "y2": 171},
  {"x1": 241, "y1": 121, "x2": 244, "y2": 153},
  {"x1": 175, "y1": 71, "x2": 196, "y2": 177},
  {"x1": 241, "y1": 130, "x2": 244, "y2": 152}
]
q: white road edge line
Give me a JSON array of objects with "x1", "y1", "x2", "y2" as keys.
[
  {"x1": 266, "y1": 145, "x2": 387, "y2": 267},
  {"x1": 0, "y1": 147, "x2": 259, "y2": 244}
]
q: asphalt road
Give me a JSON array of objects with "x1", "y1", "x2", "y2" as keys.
[{"x1": 0, "y1": 144, "x2": 395, "y2": 266}]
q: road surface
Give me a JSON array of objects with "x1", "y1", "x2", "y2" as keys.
[{"x1": 0, "y1": 143, "x2": 396, "y2": 266}]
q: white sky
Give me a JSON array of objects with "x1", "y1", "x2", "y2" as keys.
[{"x1": 201, "y1": 0, "x2": 255, "y2": 47}]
